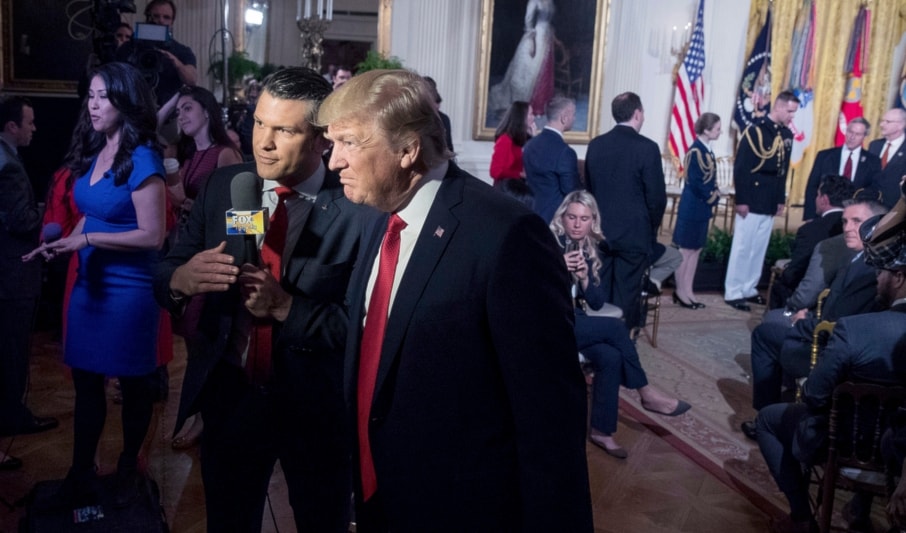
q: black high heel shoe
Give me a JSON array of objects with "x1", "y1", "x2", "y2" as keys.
[{"x1": 672, "y1": 293, "x2": 703, "y2": 309}]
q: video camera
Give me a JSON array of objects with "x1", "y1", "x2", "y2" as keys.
[
  {"x1": 92, "y1": 0, "x2": 136, "y2": 64},
  {"x1": 127, "y1": 22, "x2": 174, "y2": 80}
]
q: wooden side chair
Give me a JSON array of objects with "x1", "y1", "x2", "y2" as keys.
[{"x1": 812, "y1": 382, "x2": 906, "y2": 532}]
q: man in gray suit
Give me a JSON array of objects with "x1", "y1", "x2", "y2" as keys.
[
  {"x1": 0, "y1": 96, "x2": 58, "y2": 456},
  {"x1": 155, "y1": 68, "x2": 372, "y2": 532}
]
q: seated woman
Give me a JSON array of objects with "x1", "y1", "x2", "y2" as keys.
[{"x1": 551, "y1": 191, "x2": 691, "y2": 458}]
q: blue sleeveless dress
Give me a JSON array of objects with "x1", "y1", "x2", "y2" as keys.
[{"x1": 65, "y1": 145, "x2": 165, "y2": 376}]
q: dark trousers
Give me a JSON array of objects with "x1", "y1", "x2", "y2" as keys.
[
  {"x1": 599, "y1": 250, "x2": 649, "y2": 330},
  {"x1": 199, "y1": 362, "x2": 351, "y2": 533},
  {"x1": 756, "y1": 402, "x2": 813, "y2": 520},
  {"x1": 576, "y1": 314, "x2": 648, "y2": 434},
  {"x1": 750, "y1": 313, "x2": 813, "y2": 410},
  {"x1": 70, "y1": 367, "x2": 157, "y2": 476},
  {"x1": 0, "y1": 296, "x2": 37, "y2": 432}
]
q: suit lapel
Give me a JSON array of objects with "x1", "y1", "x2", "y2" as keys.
[{"x1": 372, "y1": 169, "x2": 463, "y2": 403}]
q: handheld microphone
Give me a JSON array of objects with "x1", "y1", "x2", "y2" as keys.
[
  {"x1": 227, "y1": 171, "x2": 267, "y2": 265},
  {"x1": 42, "y1": 222, "x2": 63, "y2": 243}
]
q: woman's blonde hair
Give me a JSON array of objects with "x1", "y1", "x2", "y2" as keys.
[{"x1": 549, "y1": 190, "x2": 605, "y2": 285}]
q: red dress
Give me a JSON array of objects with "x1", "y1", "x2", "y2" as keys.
[{"x1": 490, "y1": 134, "x2": 524, "y2": 182}]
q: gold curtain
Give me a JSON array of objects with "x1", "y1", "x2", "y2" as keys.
[{"x1": 743, "y1": 0, "x2": 906, "y2": 207}]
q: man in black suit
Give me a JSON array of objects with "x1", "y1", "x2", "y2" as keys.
[
  {"x1": 317, "y1": 70, "x2": 592, "y2": 532},
  {"x1": 868, "y1": 107, "x2": 906, "y2": 208},
  {"x1": 155, "y1": 68, "x2": 370, "y2": 532},
  {"x1": 0, "y1": 96, "x2": 58, "y2": 452},
  {"x1": 740, "y1": 199, "x2": 887, "y2": 441},
  {"x1": 754, "y1": 212, "x2": 906, "y2": 533},
  {"x1": 770, "y1": 174, "x2": 853, "y2": 309},
  {"x1": 725, "y1": 91, "x2": 800, "y2": 311},
  {"x1": 801, "y1": 118, "x2": 879, "y2": 220},
  {"x1": 586, "y1": 91, "x2": 666, "y2": 330}
]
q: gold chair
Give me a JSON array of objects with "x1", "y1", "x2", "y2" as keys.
[
  {"x1": 632, "y1": 268, "x2": 661, "y2": 348},
  {"x1": 661, "y1": 154, "x2": 682, "y2": 235},
  {"x1": 712, "y1": 156, "x2": 735, "y2": 233},
  {"x1": 795, "y1": 288, "x2": 833, "y2": 403}
]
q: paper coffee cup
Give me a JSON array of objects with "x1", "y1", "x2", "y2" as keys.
[{"x1": 164, "y1": 158, "x2": 180, "y2": 174}]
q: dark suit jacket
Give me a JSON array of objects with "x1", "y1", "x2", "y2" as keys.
[
  {"x1": 733, "y1": 117, "x2": 793, "y2": 215},
  {"x1": 791, "y1": 304, "x2": 906, "y2": 464},
  {"x1": 780, "y1": 210, "x2": 844, "y2": 289},
  {"x1": 868, "y1": 138, "x2": 906, "y2": 208},
  {"x1": 522, "y1": 128, "x2": 580, "y2": 224},
  {"x1": 586, "y1": 125, "x2": 666, "y2": 255},
  {"x1": 154, "y1": 162, "x2": 373, "y2": 434},
  {"x1": 346, "y1": 163, "x2": 593, "y2": 532},
  {"x1": 0, "y1": 140, "x2": 41, "y2": 300},
  {"x1": 802, "y1": 147, "x2": 880, "y2": 220},
  {"x1": 783, "y1": 253, "x2": 881, "y2": 373}
]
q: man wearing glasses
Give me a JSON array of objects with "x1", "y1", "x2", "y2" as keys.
[{"x1": 868, "y1": 108, "x2": 906, "y2": 208}]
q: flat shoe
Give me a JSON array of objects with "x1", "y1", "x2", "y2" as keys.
[
  {"x1": 644, "y1": 400, "x2": 691, "y2": 417},
  {"x1": 588, "y1": 438, "x2": 628, "y2": 459},
  {"x1": 0, "y1": 455, "x2": 23, "y2": 471}
]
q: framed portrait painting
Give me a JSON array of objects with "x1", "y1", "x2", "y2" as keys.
[
  {"x1": 2, "y1": 0, "x2": 93, "y2": 93},
  {"x1": 474, "y1": 0, "x2": 608, "y2": 143}
]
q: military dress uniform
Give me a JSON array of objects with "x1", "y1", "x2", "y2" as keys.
[{"x1": 724, "y1": 116, "x2": 793, "y2": 304}]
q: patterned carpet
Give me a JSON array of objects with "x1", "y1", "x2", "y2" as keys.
[{"x1": 623, "y1": 290, "x2": 789, "y2": 518}]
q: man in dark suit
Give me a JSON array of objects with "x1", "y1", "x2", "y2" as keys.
[
  {"x1": 770, "y1": 174, "x2": 853, "y2": 309},
  {"x1": 754, "y1": 215, "x2": 906, "y2": 533},
  {"x1": 154, "y1": 68, "x2": 370, "y2": 532},
  {"x1": 0, "y1": 96, "x2": 58, "y2": 453},
  {"x1": 740, "y1": 199, "x2": 887, "y2": 441},
  {"x1": 317, "y1": 70, "x2": 592, "y2": 532},
  {"x1": 522, "y1": 95, "x2": 580, "y2": 223},
  {"x1": 801, "y1": 118, "x2": 879, "y2": 220},
  {"x1": 868, "y1": 107, "x2": 906, "y2": 208},
  {"x1": 725, "y1": 91, "x2": 800, "y2": 311},
  {"x1": 586, "y1": 91, "x2": 666, "y2": 330}
]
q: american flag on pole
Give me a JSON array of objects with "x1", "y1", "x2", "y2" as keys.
[{"x1": 668, "y1": 0, "x2": 706, "y2": 165}]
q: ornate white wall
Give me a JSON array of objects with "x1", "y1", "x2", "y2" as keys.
[{"x1": 388, "y1": 0, "x2": 752, "y2": 181}]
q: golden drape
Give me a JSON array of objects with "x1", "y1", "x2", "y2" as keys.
[{"x1": 743, "y1": 0, "x2": 906, "y2": 207}]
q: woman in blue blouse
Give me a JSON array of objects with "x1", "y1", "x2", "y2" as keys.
[{"x1": 673, "y1": 113, "x2": 722, "y2": 308}]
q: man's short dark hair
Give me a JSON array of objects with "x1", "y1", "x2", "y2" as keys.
[
  {"x1": 261, "y1": 67, "x2": 332, "y2": 131},
  {"x1": 818, "y1": 175, "x2": 856, "y2": 208},
  {"x1": 612, "y1": 92, "x2": 642, "y2": 123},
  {"x1": 774, "y1": 90, "x2": 801, "y2": 106},
  {"x1": 0, "y1": 96, "x2": 31, "y2": 129},
  {"x1": 145, "y1": 0, "x2": 176, "y2": 20},
  {"x1": 849, "y1": 116, "x2": 871, "y2": 136}
]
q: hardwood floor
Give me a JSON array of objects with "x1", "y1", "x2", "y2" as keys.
[{"x1": 0, "y1": 324, "x2": 769, "y2": 533}]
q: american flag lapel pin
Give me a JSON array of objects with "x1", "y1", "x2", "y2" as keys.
[{"x1": 433, "y1": 226, "x2": 445, "y2": 238}]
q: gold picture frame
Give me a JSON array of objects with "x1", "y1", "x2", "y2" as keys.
[
  {"x1": 474, "y1": 0, "x2": 608, "y2": 144},
  {"x1": 1, "y1": 0, "x2": 92, "y2": 94}
]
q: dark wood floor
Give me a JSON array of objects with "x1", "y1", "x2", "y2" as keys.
[{"x1": 0, "y1": 326, "x2": 769, "y2": 533}]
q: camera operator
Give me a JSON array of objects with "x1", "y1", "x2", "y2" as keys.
[{"x1": 116, "y1": 0, "x2": 197, "y2": 108}]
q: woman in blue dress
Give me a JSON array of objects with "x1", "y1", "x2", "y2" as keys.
[
  {"x1": 672, "y1": 112, "x2": 722, "y2": 309},
  {"x1": 551, "y1": 191, "x2": 690, "y2": 459},
  {"x1": 26, "y1": 62, "x2": 166, "y2": 508}
]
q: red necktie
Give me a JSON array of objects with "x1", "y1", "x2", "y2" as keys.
[
  {"x1": 246, "y1": 186, "x2": 294, "y2": 384},
  {"x1": 843, "y1": 152, "x2": 853, "y2": 180},
  {"x1": 357, "y1": 213, "x2": 407, "y2": 502},
  {"x1": 882, "y1": 142, "x2": 892, "y2": 169}
]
